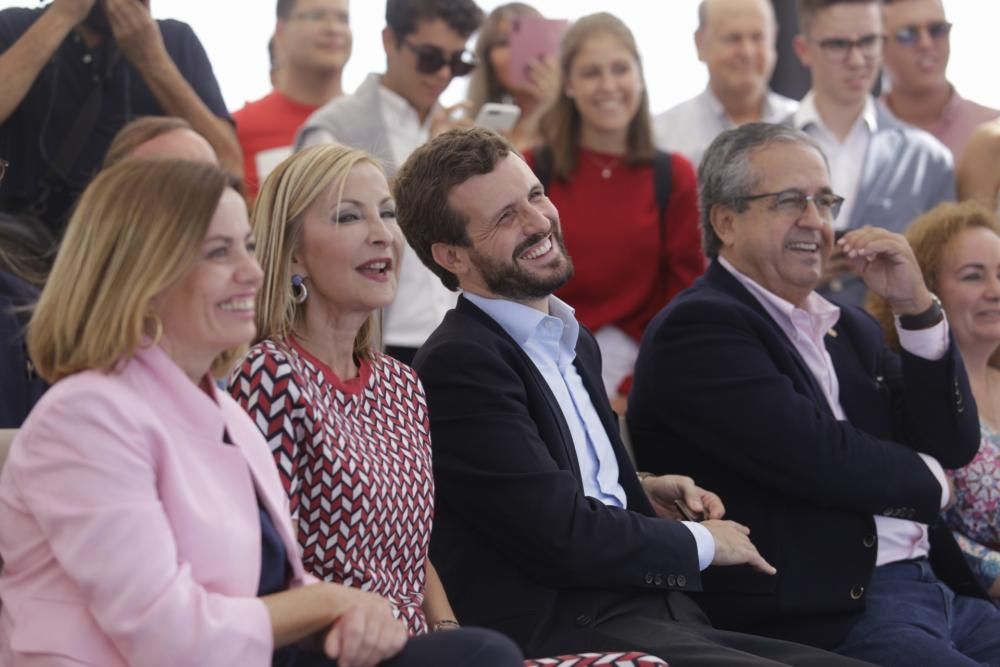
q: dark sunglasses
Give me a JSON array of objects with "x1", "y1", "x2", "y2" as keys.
[
  {"x1": 402, "y1": 39, "x2": 477, "y2": 76},
  {"x1": 892, "y1": 21, "x2": 952, "y2": 46},
  {"x1": 0, "y1": 158, "x2": 7, "y2": 184}
]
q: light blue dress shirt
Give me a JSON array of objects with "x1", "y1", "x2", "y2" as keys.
[
  {"x1": 465, "y1": 292, "x2": 627, "y2": 507},
  {"x1": 464, "y1": 293, "x2": 716, "y2": 569}
]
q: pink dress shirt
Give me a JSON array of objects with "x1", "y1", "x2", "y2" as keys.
[
  {"x1": 0, "y1": 343, "x2": 312, "y2": 666},
  {"x1": 882, "y1": 88, "x2": 999, "y2": 161},
  {"x1": 719, "y1": 258, "x2": 952, "y2": 566}
]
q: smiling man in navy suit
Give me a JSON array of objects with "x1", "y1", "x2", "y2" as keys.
[
  {"x1": 391, "y1": 126, "x2": 873, "y2": 667},
  {"x1": 629, "y1": 121, "x2": 1000, "y2": 666}
]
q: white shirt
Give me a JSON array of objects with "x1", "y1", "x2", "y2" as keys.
[
  {"x1": 654, "y1": 86, "x2": 799, "y2": 168},
  {"x1": 465, "y1": 292, "x2": 716, "y2": 570},
  {"x1": 793, "y1": 93, "x2": 878, "y2": 230},
  {"x1": 719, "y1": 257, "x2": 952, "y2": 566}
]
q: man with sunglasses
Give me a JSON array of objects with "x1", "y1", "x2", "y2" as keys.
[
  {"x1": 787, "y1": 0, "x2": 954, "y2": 308},
  {"x1": 629, "y1": 121, "x2": 1000, "y2": 666},
  {"x1": 881, "y1": 0, "x2": 998, "y2": 161},
  {"x1": 297, "y1": 0, "x2": 483, "y2": 365}
]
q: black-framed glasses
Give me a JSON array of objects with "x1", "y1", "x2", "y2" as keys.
[
  {"x1": 0, "y1": 158, "x2": 7, "y2": 184},
  {"x1": 814, "y1": 33, "x2": 884, "y2": 63},
  {"x1": 402, "y1": 39, "x2": 477, "y2": 76},
  {"x1": 892, "y1": 21, "x2": 952, "y2": 47},
  {"x1": 738, "y1": 189, "x2": 845, "y2": 221}
]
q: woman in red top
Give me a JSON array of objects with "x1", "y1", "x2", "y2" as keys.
[{"x1": 527, "y1": 12, "x2": 705, "y2": 406}]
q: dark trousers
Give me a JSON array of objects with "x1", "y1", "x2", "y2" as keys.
[
  {"x1": 274, "y1": 626, "x2": 523, "y2": 667},
  {"x1": 590, "y1": 593, "x2": 874, "y2": 667},
  {"x1": 834, "y1": 558, "x2": 1000, "y2": 666}
]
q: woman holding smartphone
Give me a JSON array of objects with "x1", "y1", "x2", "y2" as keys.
[
  {"x1": 467, "y1": 3, "x2": 560, "y2": 150},
  {"x1": 525, "y1": 12, "x2": 705, "y2": 408}
]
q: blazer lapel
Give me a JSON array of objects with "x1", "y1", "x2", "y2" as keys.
[
  {"x1": 703, "y1": 262, "x2": 836, "y2": 418},
  {"x1": 457, "y1": 296, "x2": 584, "y2": 482}
]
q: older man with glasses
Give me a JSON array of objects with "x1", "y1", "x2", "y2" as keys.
[
  {"x1": 296, "y1": 0, "x2": 483, "y2": 365},
  {"x1": 880, "y1": 0, "x2": 998, "y2": 161},
  {"x1": 785, "y1": 0, "x2": 954, "y2": 308},
  {"x1": 629, "y1": 121, "x2": 1000, "y2": 667}
]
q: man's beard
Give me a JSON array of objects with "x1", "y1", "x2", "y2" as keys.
[{"x1": 468, "y1": 229, "x2": 574, "y2": 302}]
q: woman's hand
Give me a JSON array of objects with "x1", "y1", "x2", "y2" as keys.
[{"x1": 322, "y1": 588, "x2": 408, "y2": 667}]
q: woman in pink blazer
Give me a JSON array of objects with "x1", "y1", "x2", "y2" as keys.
[{"x1": 0, "y1": 159, "x2": 521, "y2": 667}]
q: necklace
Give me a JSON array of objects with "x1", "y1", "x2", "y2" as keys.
[{"x1": 584, "y1": 152, "x2": 622, "y2": 179}]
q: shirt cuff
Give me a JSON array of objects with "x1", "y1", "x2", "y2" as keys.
[
  {"x1": 895, "y1": 316, "x2": 949, "y2": 361},
  {"x1": 917, "y1": 452, "x2": 951, "y2": 509},
  {"x1": 682, "y1": 520, "x2": 716, "y2": 571}
]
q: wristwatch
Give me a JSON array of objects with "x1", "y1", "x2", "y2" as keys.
[{"x1": 898, "y1": 293, "x2": 943, "y2": 331}]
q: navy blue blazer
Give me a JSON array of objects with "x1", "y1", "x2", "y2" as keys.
[
  {"x1": 414, "y1": 295, "x2": 701, "y2": 657},
  {"x1": 628, "y1": 260, "x2": 984, "y2": 650},
  {"x1": 0, "y1": 271, "x2": 46, "y2": 427}
]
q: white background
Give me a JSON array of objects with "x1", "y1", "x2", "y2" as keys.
[{"x1": 1, "y1": 1, "x2": 997, "y2": 114}]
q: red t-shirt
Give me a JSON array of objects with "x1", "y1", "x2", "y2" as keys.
[
  {"x1": 233, "y1": 90, "x2": 319, "y2": 198},
  {"x1": 525, "y1": 147, "x2": 705, "y2": 343}
]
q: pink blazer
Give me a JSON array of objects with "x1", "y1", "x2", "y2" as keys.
[{"x1": 0, "y1": 344, "x2": 313, "y2": 666}]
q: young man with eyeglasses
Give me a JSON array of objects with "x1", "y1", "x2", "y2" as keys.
[
  {"x1": 788, "y1": 0, "x2": 954, "y2": 308},
  {"x1": 629, "y1": 121, "x2": 1000, "y2": 666},
  {"x1": 297, "y1": 0, "x2": 483, "y2": 365},
  {"x1": 234, "y1": 0, "x2": 352, "y2": 199},
  {"x1": 880, "y1": 0, "x2": 998, "y2": 161}
]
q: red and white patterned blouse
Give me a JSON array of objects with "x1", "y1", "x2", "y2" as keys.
[{"x1": 230, "y1": 337, "x2": 434, "y2": 635}]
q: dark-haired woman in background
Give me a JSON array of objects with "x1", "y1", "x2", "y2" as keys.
[{"x1": 467, "y1": 2, "x2": 560, "y2": 150}]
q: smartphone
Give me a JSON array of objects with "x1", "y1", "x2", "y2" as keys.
[
  {"x1": 475, "y1": 102, "x2": 522, "y2": 133},
  {"x1": 508, "y1": 16, "x2": 568, "y2": 88}
]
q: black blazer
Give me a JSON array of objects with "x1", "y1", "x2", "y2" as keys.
[
  {"x1": 0, "y1": 271, "x2": 46, "y2": 427},
  {"x1": 628, "y1": 261, "x2": 986, "y2": 650},
  {"x1": 414, "y1": 296, "x2": 701, "y2": 657}
]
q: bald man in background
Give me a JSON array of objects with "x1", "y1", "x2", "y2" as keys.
[{"x1": 654, "y1": 0, "x2": 798, "y2": 167}]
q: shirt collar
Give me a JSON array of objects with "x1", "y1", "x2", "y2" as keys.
[
  {"x1": 377, "y1": 75, "x2": 437, "y2": 130},
  {"x1": 718, "y1": 256, "x2": 841, "y2": 339},
  {"x1": 702, "y1": 86, "x2": 787, "y2": 124},
  {"x1": 794, "y1": 91, "x2": 878, "y2": 135},
  {"x1": 464, "y1": 292, "x2": 580, "y2": 364}
]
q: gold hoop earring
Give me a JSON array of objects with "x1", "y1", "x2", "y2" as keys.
[
  {"x1": 291, "y1": 273, "x2": 308, "y2": 305},
  {"x1": 145, "y1": 314, "x2": 164, "y2": 344}
]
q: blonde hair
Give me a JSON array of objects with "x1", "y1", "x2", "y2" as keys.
[
  {"x1": 28, "y1": 159, "x2": 242, "y2": 383},
  {"x1": 539, "y1": 11, "x2": 655, "y2": 181},
  {"x1": 251, "y1": 144, "x2": 383, "y2": 360},
  {"x1": 867, "y1": 200, "x2": 1000, "y2": 366}
]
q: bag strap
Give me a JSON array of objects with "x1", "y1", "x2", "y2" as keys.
[
  {"x1": 25, "y1": 41, "x2": 121, "y2": 219},
  {"x1": 530, "y1": 144, "x2": 554, "y2": 193},
  {"x1": 652, "y1": 149, "x2": 673, "y2": 221}
]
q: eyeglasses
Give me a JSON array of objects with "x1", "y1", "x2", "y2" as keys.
[
  {"x1": 813, "y1": 33, "x2": 884, "y2": 63},
  {"x1": 738, "y1": 189, "x2": 845, "y2": 221},
  {"x1": 0, "y1": 159, "x2": 7, "y2": 184},
  {"x1": 892, "y1": 21, "x2": 952, "y2": 47},
  {"x1": 402, "y1": 39, "x2": 477, "y2": 76},
  {"x1": 290, "y1": 8, "x2": 348, "y2": 24}
]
